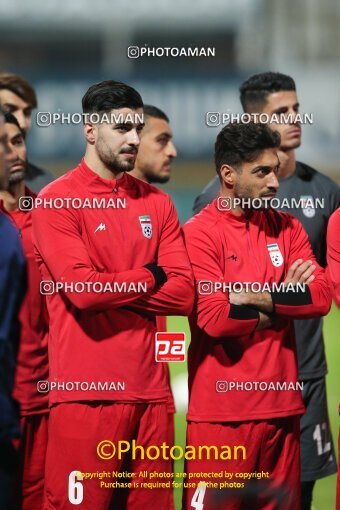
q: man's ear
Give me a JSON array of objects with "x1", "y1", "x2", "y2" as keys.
[
  {"x1": 220, "y1": 164, "x2": 238, "y2": 187},
  {"x1": 84, "y1": 123, "x2": 96, "y2": 144}
]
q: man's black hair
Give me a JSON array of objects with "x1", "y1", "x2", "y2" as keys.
[
  {"x1": 82, "y1": 80, "x2": 143, "y2": 115},
  {"x1": 214, "y1": 122, "x2": 281, "y2": 176},
  {"x1": 0, "y1": 72, "x2": 37, "y2": 108},
  {"x1": 240, "y1": 72, "x2": 296, "y2": 112},
  {"x1": 4, "y1": 111, "x2": 23, "y2": 132},
  {"x1": 143, "y1": 105, "x2": 169, "y2": 122}
]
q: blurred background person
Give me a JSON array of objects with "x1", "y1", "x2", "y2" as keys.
[
  {"x1": 0, "y1": 108, "x2": 26, "y2": 510},
  {"x1": 0, "y1": 112, "x2": 49, "y2": 510},
  {"x1": 130, "y1": 104, "x2": 177, "y2": 184},
  {"x1": 0, "y1": 72, "x2": 55, "y2": 193}
]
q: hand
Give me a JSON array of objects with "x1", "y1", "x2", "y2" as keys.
[
  {"x1": 229, "y1": 289, "x2": 249, "y2": 306},
  {"x1": 229, "y1": 289, "x2": 273, "y2": 313},
  {"x1": 255, "y1": 312, "x2": 275, "y2": 331},
  {"x1": 255, "y1": 312, "x2": 286, "y2": 331},
  {"x1": 284, "y1": 259, "x2": 316, "y2": 286}
]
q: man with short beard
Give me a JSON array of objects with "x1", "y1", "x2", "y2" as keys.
[
  {"x1": 32, "y1": 80, "x2": 194, "y2": 510},
  {"x1": 0, "y1": 112, "x2": 49, "y2": 510},
  {"x1": 193, "y1": 72, "x2": 339, "y2": 509},
  {"x1": 182, "y1": 121, "x2": 331, "y2": 510},
  {"x1": 130, "y1": 105, "x2": 177, "y2": 184},
  {"x1": 0, "y1": 110, "x2": 26, "y2": 509}
]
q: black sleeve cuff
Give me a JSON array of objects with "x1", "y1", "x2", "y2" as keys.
[
  {"x1": 271, "y1": 286, "x2": 312, "y2": 306},
  {"x1": 144, "y1": 264, "x2": 167, "y2": 287},
  {"x1": 228, "y1": 304, "x2": 260, "y2": 321}
]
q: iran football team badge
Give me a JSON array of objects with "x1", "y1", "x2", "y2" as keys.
[
  {"x1": 267, "y1": 243, "x2": 284, "y2": 267},
  {"x1": 300, "y1": 195, "x2": 315, "y2": 218},
  {"x1": 139, "y1": 215, "x2": 152, "y2": 239}
]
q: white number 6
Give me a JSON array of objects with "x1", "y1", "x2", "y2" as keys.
[{"x1": 68, "y1": 470, "x2": 84, "y2": 505}]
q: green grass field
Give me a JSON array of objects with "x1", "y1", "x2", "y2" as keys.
[{"x1": 167, "y1": 305, "x2": 340, "y2": 510}]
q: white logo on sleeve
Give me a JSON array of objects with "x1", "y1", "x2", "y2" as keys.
[
  {"x1": 139, "y1": 215, "x2": 152, "y2": 239},
  {"x1": 267, "y1": 243, "x2": 284, "y2": 267},
  {"x1": 94, "y1": 223, "x2": 106, "y2": 233}
]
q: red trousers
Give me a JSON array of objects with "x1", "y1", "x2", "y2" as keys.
[
  {"x1": 44, "y1": 402, "x2": 173, "y2": 510},
  {"x1": 182, "y1": 416, "x2": 301, "y2": 510}
]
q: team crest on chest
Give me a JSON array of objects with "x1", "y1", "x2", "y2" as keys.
[
  {"x1": 139, "y1": 215, "x2": 152, "y2": 239},
  {"x1": 300, "y1": 195, "x2": 315, "y2": 218},
  {"x1": 267, "y1": 243, "x2": 283, "y2": 267}
]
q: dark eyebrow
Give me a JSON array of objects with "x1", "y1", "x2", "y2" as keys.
[
  {"x1": 115, "y1": 122, "x2": 132, "y2": 128},
  {"x1": 156, "y1": 132, "x2": 172, "y2": 139},
  {"x1": 251, "y1": 165, "x2": 271, "y2": 173},
  {"x1": 115, "y1": 122, "x2": 145, "y2": 129},
  {"x1": 3, "y1": 102, "x2": 18, "y2": 109},
  {"x1": 11, "y1": 133, "x2": 24, "y2": 142},
  {"x1": 273, "y1": 102, "x2": 300, "y2": 112}
]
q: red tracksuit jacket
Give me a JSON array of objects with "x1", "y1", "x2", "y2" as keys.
[
  {"x1": 32, "y1": 159, "x2": 194, "y2": 404},
  {"x1": 183, "y1": 200, "x2": 331, "y2": 422},
  {"x1": 327, "y1": 207, "x2": 340, "y2": 306},
  {"x1": 1, "y1": 187, "x2": 49, "y2": 414}
]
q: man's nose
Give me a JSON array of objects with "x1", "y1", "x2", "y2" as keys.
[
  {"x1": 267, "y1": 171, "x2": 279, "y2": 190},
  {"x1": 167, "y1": 141, "x2": 177, "y2": 158},
  {"x1": 127, "y1": 129, "x2": 141, "y2": 146}
]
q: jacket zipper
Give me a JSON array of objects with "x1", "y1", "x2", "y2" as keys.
[{"x1": 246, "y1": 218, "x2": 261, "y2": 277}]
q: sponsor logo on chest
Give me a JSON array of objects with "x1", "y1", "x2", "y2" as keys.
[{"x1": 155, "y1": 332, "x2": 186, "y2": 362}]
